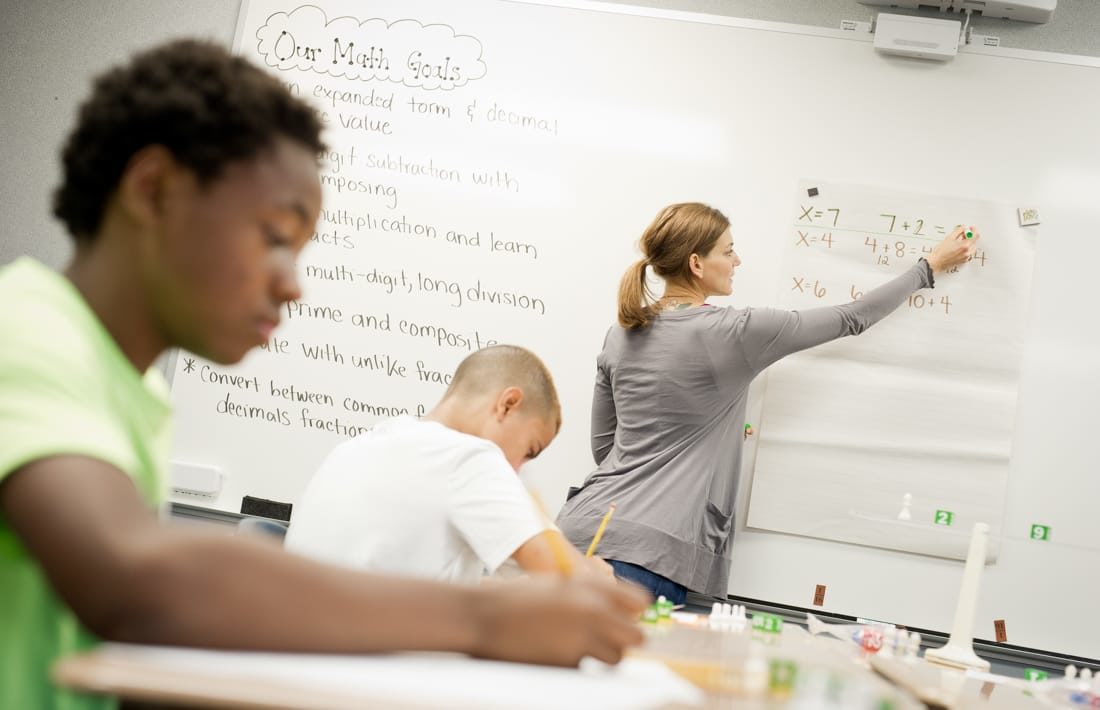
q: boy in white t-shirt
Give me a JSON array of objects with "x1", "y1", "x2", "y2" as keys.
[{"x1": 286, "y1": 345, "x2": 605, "y2": 582}]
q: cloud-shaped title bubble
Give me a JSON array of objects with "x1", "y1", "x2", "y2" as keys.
[{"x1": 255, "y1": 5, "x2": 487, "y2": 91}]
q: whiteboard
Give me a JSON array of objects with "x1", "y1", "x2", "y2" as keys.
[
  {"x1": 168, "y1": 0, "x2": 1100, "y2": 658},
  {"x1": 747, "y1": 179, "x2": 1036, "y2": 563}
]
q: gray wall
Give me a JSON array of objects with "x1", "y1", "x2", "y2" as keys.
[
  {"x1": 0, "y1": 1, "x2": 240, "y2": 269},
  {"x1": 2, "y1": 0, "x2": 1098, "y2": 269}
]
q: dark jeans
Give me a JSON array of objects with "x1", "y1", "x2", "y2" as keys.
[{"x1": 607, "y1": 560, "x2": 688, "y2": 605}]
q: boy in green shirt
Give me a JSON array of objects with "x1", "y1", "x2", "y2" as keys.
[{"x1": 0, "y1": 40, "x2": 646, "y2": 709}]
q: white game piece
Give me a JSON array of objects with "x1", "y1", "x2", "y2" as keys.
[
  {"x1": 1065, "y1": 664, "x2": 1077, "y2": 680},
  {"x1": 897, "y1": 492, "x2": 912, "y2": 521},
  {"x1": 705, "y1": 602, "x2": 747, "y2": 633},
  {"x1": 1081, "y1": 668, "x2": 1093, "y2": 681},
  {"x1": 710, "y1": 601, "x2": 744, "y2": 631},
  {"x1": 906, "y1": 632, "x2": 922, "y2": 660},
  {"x1": 879, "y1": 627, "x2": 897, "y2": 657},
  {"x1": 892, "y1": 628, "x2": 905, "y2": 655},
  {"x1": 925, "y1": 523, "x2": 992, "y2": 671}
]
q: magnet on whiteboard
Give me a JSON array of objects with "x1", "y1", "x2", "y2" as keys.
[
  {"x1": 170, "y1": 461, "x2": 222, "y2": 498},
  {"x1": 1017, "y1": 207, "x2": 1040, "y2": 226},
  {"x1": 807, "y1": 187, "x2": 819, "y2": 197}
]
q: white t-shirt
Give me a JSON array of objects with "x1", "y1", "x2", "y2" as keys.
[{"x1": 285, "y1": 416, "x2": 546, "y2": 583}]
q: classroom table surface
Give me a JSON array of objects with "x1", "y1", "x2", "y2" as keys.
[{"x1": 53, "y1": 614, "x2": 1057, "y2": 709}]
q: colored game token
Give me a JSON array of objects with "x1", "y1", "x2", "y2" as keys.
[{"x1": 752, "y1": 613, "x2": 783, "y2": 634}]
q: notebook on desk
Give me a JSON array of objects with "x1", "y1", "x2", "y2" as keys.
[{"x1": 53, "y1": 643, "x2": 704, "y2": 710}]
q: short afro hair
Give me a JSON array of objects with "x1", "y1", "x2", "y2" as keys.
[{"x1": 53, "y1": 39, "x2": 326, "y2": 241}]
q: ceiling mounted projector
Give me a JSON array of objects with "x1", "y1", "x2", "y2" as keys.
[
  {"x1": 873, "y1": 13, "x2": 961, "y2": 61},
  {"x1": 860, "y1": 0, "x2": 1056, "y2": 24}
]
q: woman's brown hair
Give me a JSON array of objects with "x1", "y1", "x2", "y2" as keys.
[{"x1": 617, "y1": 202, "x2": 730, "y2": 329}]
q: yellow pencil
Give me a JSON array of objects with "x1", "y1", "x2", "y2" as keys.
[
  {"x1": 530, "y1": 491, "x2": 573, "y2": 576},
  {"x1": 586, "y1": 502, "x2": 617, "y2": 557}
]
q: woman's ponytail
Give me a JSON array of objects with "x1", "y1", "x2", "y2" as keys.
[{"x1": 617, "y1": 258, "x2": 657, "y2": 329}]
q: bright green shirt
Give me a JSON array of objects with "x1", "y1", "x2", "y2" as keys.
[{"x1": 0, "y1": 258, "x2": 172, "y2": 710}]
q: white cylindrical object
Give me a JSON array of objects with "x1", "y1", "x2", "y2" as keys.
[
  {"x1": 949, "y1": 522, "x2": 987, "y2": 643},
  {"x1": 925, "y1": 522, "x2": 991, "y2": 671}
]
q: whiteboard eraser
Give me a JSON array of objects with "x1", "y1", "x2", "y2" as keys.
[
  {"x1": 1017, "y1": 207, "x2": 1040, "y2": 226},
  {"x1": 873, "y1": 14, "x2": 960, "y2": 61},
  {"x1": 171, "y1": 461, "x2": 222, "y2": 497}
]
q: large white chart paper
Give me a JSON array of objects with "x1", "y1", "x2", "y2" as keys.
[{"x1": 746, "y1": 180, "x2": 1036, "y2": 561}]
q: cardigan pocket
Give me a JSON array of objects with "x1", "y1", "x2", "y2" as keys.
[{"x1": 703, "y1": 501, "x2": 734, "y2": 554}]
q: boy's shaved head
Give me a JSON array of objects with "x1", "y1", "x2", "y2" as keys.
[{"x1": 445, "y1": 345, "x2": 561, "y2": 431}]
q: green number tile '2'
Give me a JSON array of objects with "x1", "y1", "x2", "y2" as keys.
[
  {"x1": 933, "y1": 510, "x2": 954, "y2": 526},
  {"x1": 1029, "y1": 524, "x2": 1051, "y2": 541},
  {"x1": 752, "y1": 613, "x2": 783, "y2": 634}
]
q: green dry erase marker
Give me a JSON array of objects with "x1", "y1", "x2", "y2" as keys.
[{"x1": 965, "y1": 229, "x2": 974, "y2": 239}]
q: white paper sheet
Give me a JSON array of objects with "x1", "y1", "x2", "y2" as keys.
[{"x1": 90, "y1": 643, "x2": 704, "y2": 709}]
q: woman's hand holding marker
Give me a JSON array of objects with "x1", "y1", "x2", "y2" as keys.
[{"x1": 927, "y1": 225, "x2": 981, "y2": 273}]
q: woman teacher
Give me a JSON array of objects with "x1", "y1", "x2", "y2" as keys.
[{"x1": 557, "y1": 202, "x2": 979, "y2": 603}]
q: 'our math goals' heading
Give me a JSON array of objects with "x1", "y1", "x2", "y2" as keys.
[{"x1": 255, "y1": 5, "x2": 487, "y2": 90}]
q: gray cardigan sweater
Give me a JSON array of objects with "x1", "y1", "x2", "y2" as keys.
[{"x1": 557, "y1": 260, "x2": 934, "y2": 595}]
